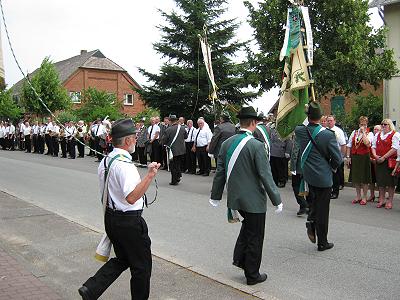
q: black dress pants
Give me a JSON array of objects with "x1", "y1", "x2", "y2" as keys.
[
  {"x1": 137, "y1": 146, "x2": 147, "y2": 165},
  {"x1": 84, "y1": 210, "x2": 152, "y2": 300},
  {"x1": 60, "y1": 138, "x2": 67, "y2": 157},
  {"x1": 38, "y1": 136, "x2": 45, "y2": 154},
  {"x1": 332, "y1": 170, "x2": 340, "y2": 196},
  {"x1": 45, "y1": 134, "x2": 53, "y2": 155},
  {"x1": 77, "y1": 137, "x2": 85, "y2": 157},
  {"x1": 68, "y1": 139, "x2": 76, "y2": 158},
  {"x1": 170, "y1": 155, "x2": 183, "y2": 184},
  {"x1": 270, "y1": 156, "x2": 288, "y2": 185},
  {"x1": 52, "y1": 137, "x2": 59, "y2": 156},
  {"x1": 307, "y1": 185, "x2": 331, "y2": 246},
  {"x1": 150, "y1": 140, "x2": 161, "y2": 163},
  {"x1": 291, "y1": 174, "x2": 308, "y2": 209},
  {"x1": 233, "y1": 210, "x2": 266, "y2": 281},
  {"x1": 185, "y1": 142, "x2": 196, "y2": 173},
  {"x1": 24, "y1": 135, "x2": 31, "y2": 153},
  {"x1": 32, "y1": 135, "x2": 38, "y2": 153},
  {"x1": 196, "y1": 146, "x2": 210, "y2": 174}
]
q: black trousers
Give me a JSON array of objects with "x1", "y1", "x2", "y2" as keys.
[
  {"x1": 150, "y1": 140, "x2": 161, "y2": 163},
  {"x1": 185, "y1": 142, "x2": 196, "y2": 173},
  {"x1": 0, "y1": 137, "x2": 4, "y2": 149},
  {"x1": 338, "y1": 162, "x2": 344, "y2": 187},
  {"x1": 77, "y1": 137, "x2": 85, "y2": 157},
  {"x1": 84, "y1": 210, "x2": 152, "y2": 300},
  {"x1": 137, "y1": 146, "x2": 147, "y2": 165},
  {"x1": 196, "y1": 146, "x2": 210, "y2": 174},
  {"x1": 38, "y1": 135, "x2": 45, "y2": 154},
  {"x1": 95, "y1": 137, "x2": 103, "y2": 160},
  {"x1": 89, "y1": 138, "x2": 95, "y2": 156},
  {"x1": 24, "y1": 135, "x2": 31, "y2": 153},
  {"x1": 8, "y1": 136, "x2": 15, "y2": 150},
  {"x1": 270, "y1": 156, "x2": 288, "y2": 185},
  {"x1": 45, "y1": 134, "x2": 53, "y2": 155},
  {"x1": 161, "y1": 145, "x2": 168, "y2": 167},
  {"x1": 332, "y1": 170, "x2": 340, "y2": 195},
  {"x1": 233, "y1": 211, "x2": 266, "y2": 281},
  {"x1": 291, "y1": 174, "x2": 308, "y2": 209},
  {"x1": 170, "y1": 155, "x2": 183, "y2": 184},
  {"x1": 32, "y1": 134, "x2": 38, "y2": 153},
  {"x1": 60, "y1": 138, "x2": 67, "y2": 157},
  {"x1": 52, "y1": 137, "x2": 59, "y2": 156},
  {"x1": 19, "y1": 133, "x2": 24, "y2": 150},
  {"x1": 68, "y1": 139, "x2": 76, "y2": 158},
  {"x1": 307, "y1": 185, "x2": 331, "y2": 246}
]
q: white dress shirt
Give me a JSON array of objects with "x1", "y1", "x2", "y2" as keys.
[
  {"x1": 98, "y1": 148, "x2": 144, "y2": 211},
  {"x1": 0, "y1": 126, "x2": 5, "y2": 138},
  {"x1": 195, "y1": 127, "x2": 212, "y2": 147},
  {"x1": 23, "y1": 125, "x2": 31, "y2": 136},
  {"x1": 346, "y1": 130, "x2": 374, "y2": 148},
  {"x1": 330, "y1": 125, "x2": 346, "y2": 148},
  {"x1": 45, "y1": 122, "x2": 54, "y2": 134},
  {"x1": 147, "y1": 124, "x2": 160, "y2": 140},
  {"x1": 185, "y1": 126, "x2": 196, "y2": 142}
]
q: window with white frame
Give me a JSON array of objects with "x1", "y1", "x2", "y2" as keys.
[
  {"x1": 69, "y1": 91, "x2": 81, "y2": 103},
  {"x1": 124, "y1": 94, "x2": 134, "y2": 105}
]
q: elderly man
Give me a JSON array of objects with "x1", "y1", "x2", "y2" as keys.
[
  {"x1": 193, "y1": 118, "x2": 212, "y2": 176},
  {"x1": 79, "y1": 119, "x2": 160, "y2": 300},
  {"x1": 210, "y1": 106, "x2": 282, "y2": 285}
]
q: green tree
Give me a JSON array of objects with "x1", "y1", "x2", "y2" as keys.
[
  {"x1": 0, "y1": 89, "x2": 22, "y2": 120},
  {"x1": 22, "y1": 57, "x2": 70, "y2": 116},
  {"x1": 75, "y1": 87, "x2": 123, "y2": 122},
  {"x1": 244, "y1": 0, "x2": 398, "y2": 97},
  {"x1": 138, "y1": 0, "x2": 257, "y2": 119},
  {"x1": 132, "y1": 107, "x2": 160, "y2": 126},
  {"x1": 57, "y1": 110, "x2": 78, "y2": 124},
  {"x1": 346, "y1": 94, "x2": 383, "y2": 132}
]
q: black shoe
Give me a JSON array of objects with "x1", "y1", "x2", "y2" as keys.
[
  {"x1": 169, "y1": 182, "x2": 178, "y2": 186},
  {"x1": 232, "y1": 260, "x2": 244, "y2": 270},
  {"x1": 297, "y1": 208, "x2": 307, "y2": 216},
  {"x1": 177, "y1": 178, "x2": 181, "y2": 182},
  {"x1": 330, "y1": 193, "x2": 339, "y2": 199},
  {"x1": 306, "y1": 221, "x2": 316, "y2": 244},
  {"x1": 196, "y1": 171, "x2": 203, "y2": 175},
  {"x1": 318, "y1": 242, "x2": 334, "y2": 251},
  {"x1": 247, "y1": 273, "x2": 267, "y2": 285},
  {"x1": 339, "y1": 185, "x2": 344, "y2": 190},
  {"x1": 277, "y1": 182, "x2": 286, "y2": 188},
  {"x1": 78, "y1": 286, "x2": 93, "y2": 300}
]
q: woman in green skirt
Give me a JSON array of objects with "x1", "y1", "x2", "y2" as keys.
[{"x1": 346, "y1": 116, "x2": 374, "y2": 205}]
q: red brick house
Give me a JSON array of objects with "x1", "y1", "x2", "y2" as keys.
[{"x1": 12, "y1": 49, "x2": 146, "y2": 116}]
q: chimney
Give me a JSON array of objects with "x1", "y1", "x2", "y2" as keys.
[{"x1": 80, "y1": 50, "x2": 87, "y2": 55}]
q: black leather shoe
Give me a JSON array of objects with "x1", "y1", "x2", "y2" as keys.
[
  {"x1": 318, "y1": 242, "x2": 334, "y2": 251},
  {"x1": 306, "y1": 221, "x2": 316, "y2": 244},
  {"x1": 330, "y1": 193, "x2": 338, "y2": 199},
  {"x1": 232, "y1": 260, "x2": 244, "y2": 270},
  {"x1": 196, "y1": 171, "x2": 203, "y2": 175},
  {"x1": 297, "y1": 208, "x2": 307, "y2": 216},
  {"x1": 78, "y1": 286, "x2": 93, "y2": 300},
  {"x1": 247, "y1": 273, "x2": 267, "y2": 285},
  {"x1": 169, "y1": 182, "x2": 178, "y2": 186}
]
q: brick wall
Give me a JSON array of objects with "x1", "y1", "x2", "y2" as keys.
[{"x1": 63, "y1": 68, "x2": 146, "y2": 117}]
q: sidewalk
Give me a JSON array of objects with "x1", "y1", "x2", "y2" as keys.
[{"x1": 0, "y1": 247, "x2": 61, "y2": 300}]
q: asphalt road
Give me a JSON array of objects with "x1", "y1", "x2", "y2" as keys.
[{"x1": 0, "y1": 150, "x2": 399, "y2": 299}]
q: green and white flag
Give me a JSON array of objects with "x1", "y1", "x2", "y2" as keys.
[
  {"x1": 199, "y1": 28, "x2": 218, "y2": 101},
  {"x1": 276, "y1": 5, "x2": 313, "y2": 139}
]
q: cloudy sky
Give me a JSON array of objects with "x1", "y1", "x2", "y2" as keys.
[{"x1": 0, "y1": 0, "x2": 382, "y2": 113}]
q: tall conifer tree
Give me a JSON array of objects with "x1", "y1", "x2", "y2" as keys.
[{"x1": 138, "y1": 0, "x2": 256, "y2": 119}]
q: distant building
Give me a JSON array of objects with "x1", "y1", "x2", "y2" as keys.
[
  {"x1": 12, "y1": 49, "x2": 146, "y2": 116},
  {"x1": 369, "y1": 0, "x2": 400, "y2": 128}
]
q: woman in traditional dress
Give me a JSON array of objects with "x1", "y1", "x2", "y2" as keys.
[
  {"x1": 371, "y1": 119, "x2": 400, "y2": 209},
  {"x1": 345, "y1": 116, "x2": 374, "y2": 205}
]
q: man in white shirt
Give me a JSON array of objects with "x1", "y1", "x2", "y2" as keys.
[
  {"x1": 95, "y1": 119, "x2": 107, "y2": 162},
  {"x1": 79, "y1": 118, "x2": 160, "y2": 300},
  {"x1": 327, "y1": 115, "x2": 346, "y2": 199},
  {"x1": 184, "y1": 119, "x2": 197, "y2": 174},
  {"x1": 23, "y1": 121, "x2": 32, "y2": 153},
  {"x1": 52, "y1": 123, "x2": 60, "y2": 157},
  {"x1": 32, "y1": 121, "x2": 39, "y2": 153},
  {"x1": 44, "y1": 117, "x2": 54, "y2": 155},
  {"x1": 67, "y1": 121, "x2": 77, "y2": 159},
  {"x1": 8, "y1": 122, "x2": 16, "y2": 151},
  {"x1": 193, "y1": 118, "x2": 213, "y2": 176},
  {"x1": 147, "y1": 117, "x2": 161, "y2": 164},
  {"x1": 76, "y1": 120, "x2": 87, "y2": 158}
]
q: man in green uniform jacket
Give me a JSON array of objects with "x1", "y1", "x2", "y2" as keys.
[
  {"x1": 210, "y1": 106, "x2": 282, "y2": 285},
  {"x1": 295, "y1": 102, "x2": 342, "y2": 251}
]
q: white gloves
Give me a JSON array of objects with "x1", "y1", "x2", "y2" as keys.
[
  {"x1": 284, "y1": 153, "x2": 290, "y2": 159},
  {"x1": 209, "y1": 199, "x2": 220, "y2": 207},
  {"x1": 275, "y1": 203, "x2": 283, "y2": 214}
]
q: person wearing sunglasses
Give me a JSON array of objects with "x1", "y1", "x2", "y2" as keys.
[{"x1": 371, "y1": 119, "x2": 400, "y2": 209}]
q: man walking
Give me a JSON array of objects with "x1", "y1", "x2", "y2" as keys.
[
  {"x1": 210, "y1": 106, "x2": 282, "y2": 285},
  {"x1": 295, "y1": 102, "x2": 342, "y2": 251},
  {"x1": 79, "y1": 119, "x2": 160, "y2": 300},
  {"x1": 162, "y1": 115, "x2": 187, "y2": 185}
]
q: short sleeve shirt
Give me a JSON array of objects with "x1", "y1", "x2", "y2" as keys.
[
  {"x1": 98, "y1": 148, "x2": 144, "y2": 211},
  {"x1": 346, "y1": 130, "x2": 374, "y2": 148},
  {"x1": 372, "y1": 131, "x2": 400, "y2": 150},
  {"x1": 148, "y1": 124, "x2": 160, "y2": 140}
]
